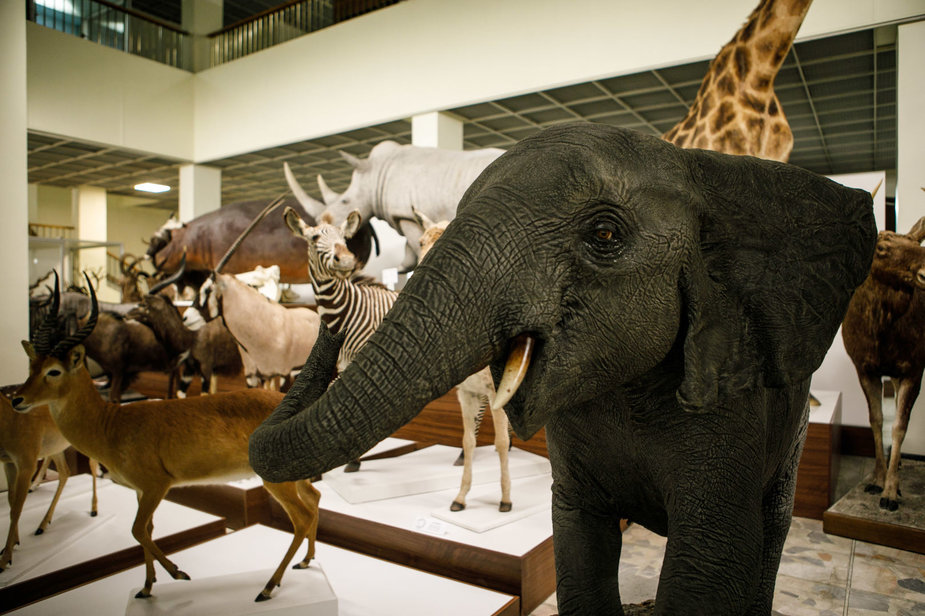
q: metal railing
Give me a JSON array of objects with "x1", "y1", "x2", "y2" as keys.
[
  {"x1": 208, "y1": 0, "x2": 402, "y2": 67},
  {"x1": 27, "y1": 0, "x2": 191, "y2": 70},
  {"x1": 29, "y1": 222, "x2": 75, "y2": 239}
]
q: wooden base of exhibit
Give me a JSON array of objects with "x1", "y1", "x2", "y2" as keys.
[
  {"x1": 793, "y1": 390, "x2": 842, "y2": 520},
  {"x1": 0, "y1": 476, "x2": 226, "y2": 613},
  {"x1": 823, "y1": 458, "x2": 925, "y2": 555},
  {"x1": 8, "y1": 526, "x2": 520, "y2": 616}
]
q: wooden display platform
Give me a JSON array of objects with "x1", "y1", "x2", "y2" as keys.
[
  {"x1": 264, "y1": 447, "x2": 556, "y2": 616},
  {"x1": 793, "y1": 390, "x2": 842, "y2": 519},
  {"x1": 0, "y1": 476, "x2": 226, "y2": 613},
  {"x1": 8, "y1": 525, "x2": 520, "y2": 616},
  {"x1": 823, "y1": 458, "x2": 925, "y2": 555}
]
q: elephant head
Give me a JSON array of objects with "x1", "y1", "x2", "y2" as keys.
[{"x1": 251, "y1": 123, "x2": 874, "y2": 613}]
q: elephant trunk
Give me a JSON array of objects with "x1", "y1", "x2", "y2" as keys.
[{"x1": 250, "y1": 220, "x2": 502, "y2": 482}]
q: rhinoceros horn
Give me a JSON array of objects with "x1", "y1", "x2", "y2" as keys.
[
  {"x1": 339, "y1": 150, "x2": 370, "y2": 173},
  {"x1": 283, "y1": 162, "x2": 325, "y2": 218},
  {"x1": 317, "y1": 174, "x2": 340, "y2": 205}
]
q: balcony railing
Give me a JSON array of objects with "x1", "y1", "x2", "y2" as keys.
[{"x1": 27, "y1": 0, "x2": 191, "y2": 70}]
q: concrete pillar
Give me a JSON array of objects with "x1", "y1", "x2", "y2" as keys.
[
  {"x1": 412, "y1": 112, "x2": 463, "y2": 150},
  {"x1": 73, "y1": 185, "x2": 118, "y2": 302},
  {"x1": 0, "y1": 3, "x2": 29, "y2": 384},
  {"x1": 182, "y1": 0, "x2": 223, "y2": 72},
  {"x1": 179, "y1": 164, "x2": 222, "y2": 222}
]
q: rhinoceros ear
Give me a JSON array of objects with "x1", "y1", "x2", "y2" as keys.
[
  {"x1": 339, "y1": 150, "x2": 370, "y2": 173},
  {"x1": 677, "y1": 148, "x2": 876, "y2": 410}
]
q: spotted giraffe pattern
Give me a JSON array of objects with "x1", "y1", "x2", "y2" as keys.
[{"x1": 663, "y1": 0, "x2": 813, "y2": 162}]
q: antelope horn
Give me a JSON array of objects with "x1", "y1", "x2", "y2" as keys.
[
  {"x1": 870, "y1": 178, "x2": 883, "y2": 199},
  {"x1": 215, "y1": 193, "x2": 287, "y2": 273},
  {"x1": 148, "y1": 252, "x2": 186, "y2": 295},
  {"x1": 283, "y1": 162, "x2": 325, "y2": 219},
  {"x1": 51, "y1": 272, "x2": 98, "y2": 359},
  {"x1": 317, "y1": 174, "x2": 340, "y2": 205},
  {"x1": 32, "y1": 271, "x2": 61, "y2": 356},
  {"x1": 492, "y1": 334, "x2": 535, "y2": 411}
]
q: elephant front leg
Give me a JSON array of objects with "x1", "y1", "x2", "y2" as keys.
[{"x1": 552, "y1": 492, "x2": 624, "y2": 615}]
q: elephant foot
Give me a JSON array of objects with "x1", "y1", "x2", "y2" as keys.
[
  {"x1": 450, "y1": 501, "x2": 466, "y2": 512},
  {"x1": 344, "y1": 460, "x2": 361, "y2": 473},
  {"x1": 864, "y1": 483, "x2": 883, "y2": 495},
  {"x1": 879, "y1": 497, "x2": 899, "y2": 512},
  {"x1": 499, "y1": 501, "x2": 512, "y2": 512},
  {"x1": 453, "y1": 451, "x2": 465, "y2": 466}
]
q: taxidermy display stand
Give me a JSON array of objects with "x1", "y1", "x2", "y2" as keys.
[{"x1": 824, "y1": 460, "x2": 925, "y2": 554}]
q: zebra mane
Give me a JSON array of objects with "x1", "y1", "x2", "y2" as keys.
[{"x1": 349, "y1": 274, "x2": 390, "y2": 290}]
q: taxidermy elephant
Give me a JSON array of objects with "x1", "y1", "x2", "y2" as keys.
[{"x1": 251, "y1": 123, "x2": 875, "y2": 615}]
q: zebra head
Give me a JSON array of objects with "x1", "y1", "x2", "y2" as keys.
[{"x1": 284, "y1": 207, "x2": 361, "y2": 280}]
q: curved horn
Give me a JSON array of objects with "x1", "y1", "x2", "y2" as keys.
[
  {"x1": 339, "y1": 150, "x2": 368, "y2": 172},
  {"x1": 317, "y1": 174, "x2": 340, "y2": 205},
  {"x1": 32, "y1": 271, "x2": 61, "y2": 356},
  {"x1": 148, "y1": 252, "x2": 186, "y2": 295},
  {"x1": 215, "y1": 193, "x2": 287, "y2": 274},
  {"x1": 283, "y1": 162, "x2": 325, "y2": 219},
  {"x1": 51, "y1": 272, "x2": 98, "y2": 358}
]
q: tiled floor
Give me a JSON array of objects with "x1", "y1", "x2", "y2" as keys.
[{"x1": 528, "y1": 457, "x2": 925, "y2": 615}]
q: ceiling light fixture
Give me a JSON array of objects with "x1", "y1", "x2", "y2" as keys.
[{"x1": 134, "y1": 182, "x2": 171, "y2": 193}]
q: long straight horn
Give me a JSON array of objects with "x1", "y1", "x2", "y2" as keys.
[
  {"x1": 215, "y1": 194, "x2": 287, "y2": 274},
  {"x1": 32, "y1": 271, "x2": 61, "y2": 355},
  {"x1": 147, "y1": 252, "x2": 186, "y2": 295},
  {"x1": 283, "y1": 162, "x2": 325, "y2": 219},
  {"x1": 51, "y1": 272, "x2": 98, "y2": 358}
]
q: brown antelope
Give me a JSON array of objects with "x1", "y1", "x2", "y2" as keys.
[
  {"x1": 413, "y1": 209, "x2": 512, "y2": 512},
  {"x1": 11, "y1": 276, "x2": 321, "y2": 602},
  {"x1": 0, "y1": 395, "x2": 99, "y2": 571}
]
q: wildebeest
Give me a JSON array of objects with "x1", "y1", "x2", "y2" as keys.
[{"x1": 146, "y1": 199, "x2": 376, "y2": 285}]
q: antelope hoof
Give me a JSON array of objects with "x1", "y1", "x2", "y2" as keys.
[
  {"x1": 292, "y1": 559, "x2": 311, "y2": 570},
  {"x1": 90, "y1": 511, "x2": 98, "y2": 517},
  {"x1": 499, "y1": 501, "x2": 512, "y2": 512},
  {"x1": 172, "y1": 569, "x2": 191, "y2": 581},
  {"x1": 450, "y1": 501, "x2": 466, "y2": 512},
  {"x1": 134, "y1": 589, "x2": 152, "y2": 599},
  {"x1": 344, "y1": 460, "x2": 361, "y2": 473},
  {"x1": 453, "y1": 451, "x2": 465, "y2": 466},
  {"x1": 864, "y1": 483, "x2": 883, "y2": 495},
  {"x1": 34, "y1": 528, "x2": 44, "y2": 536},
  {"x1": 879, "y1": 497, "x2": 899, "y2": 512},
  {"x1": 255, "y1": 586, "x2": 275, "y2": 602}
]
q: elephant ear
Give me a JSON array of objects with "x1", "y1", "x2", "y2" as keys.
[{"x1": 677, "y1": 149, "x2": 876, "y2": 411}]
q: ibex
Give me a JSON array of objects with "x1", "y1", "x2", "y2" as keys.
[
  {"x1": 0, "y1": 394, "x2": 99, "y2": 571},
  {"x1": 11, "y1": 275, "x2": 321, "y2": 602}
]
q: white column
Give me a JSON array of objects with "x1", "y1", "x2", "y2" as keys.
[
  {"x1": 0, "y1": 3, "x2": 29, "y2": 384},
  {"x1": 895, "y1": 20, "x2": 925, "y2": 457},
  {"x1": 73, "y1": 185, "x2": 118, "y2": 302},
  {"x1": 179, "y1": 164, "x2": 222, "y2": 222},
  {"x1": 412, "y1": 112, "x2": 463, "y2": 150},
  {"x1": 182, "y1": 0, "x2": 223, "y2": 72}
]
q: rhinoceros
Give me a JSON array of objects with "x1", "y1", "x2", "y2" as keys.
[{"x1": 285, "y1": 141, "x2": 504, "y2": 270}]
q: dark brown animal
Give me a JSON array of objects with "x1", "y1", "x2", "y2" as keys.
[
  {"x1": 107, "y1": 254, "x2": 150, "y2": 303},
  {"x1": 146, "y1": 199, "x2": 375, "y2": 285},
  {"x1": 128, "y1": 295, "x2": 243, "y2": 396},
  {"x1": 842, "y1": 217, "x2": 925, "y2": 511}
]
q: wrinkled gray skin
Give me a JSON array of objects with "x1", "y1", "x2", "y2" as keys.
[{"x1": 251, "y1": 123, "x2": 875, "y2": 615}]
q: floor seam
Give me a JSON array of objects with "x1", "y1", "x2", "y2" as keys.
[{"x1": 842, "y1": 539, "x2": 856, "y2": 616}]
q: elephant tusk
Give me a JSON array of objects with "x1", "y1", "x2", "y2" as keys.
[{"x1": 493, "y1": 334, "x2": 535, "y2": 411}]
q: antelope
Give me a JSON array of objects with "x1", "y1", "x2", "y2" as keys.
[
  {"x1": 0, "y1": 394, "x2": 99, "y2": 571},
  {"x1": 11, "y1": 275, "x2": 321, "y2": 602},
  {"x1": 414, "y1": 209, "x2": 512, "y2": 512}
]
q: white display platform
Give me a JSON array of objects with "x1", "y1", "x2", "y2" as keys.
[
  {"x1": 124, "y1": 565, "x2": 337, "y2": 616},
  {"x1": 0, "y1": 476, "x2": 223, "y2": 589},
  {"x1": 9, "y1": 526, "x2": 518, "y2": 616},
  {"x1": 809, "y1": 389, "x2": 840, "y2": 424},
  {"x1": 430, "y1": 473, "x2": 553, "y2": 533},
  {"x1": 317, "y1": 471, "x2": 553, "y2": 554},
  {"x1": 323, "y1": 444, "x2": 551, "y2": 504}
]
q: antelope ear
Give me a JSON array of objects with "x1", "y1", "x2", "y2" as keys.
[
  {"x1": 342, "y1": 210, "x2": 362, "y2": 240},
  {"x1": 22, "y1": 340, "x2": 36, "y2": 361},
  {"x1": 67, "y1": 345, "x2": 85, "y2": 371},
  {"x1": 677, "y1": 148, "x2": 876, "y2": 409}
]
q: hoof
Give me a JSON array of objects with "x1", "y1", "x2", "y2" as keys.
[
  {"x1": 134, "y1": 590, "x2": 151, "y2": 599},
  {"x1": 864, "y1": 483, "x2": 883, "y2": 495},
  {"x1": 34, "y1": 528, "x2": 44, "y2": 536},
  {"x1": 172, "y1": 569, "x2": 191, "y2": 581},
  {"x1": 255, "y1": 587, "x2": 274, "y2": 602},
  {"x1": 879, "y1": 497, "x2": 899, "y2": 512},
  {"x1": 499, "y1": 502, "x2": 512, "y2": 512},
  {"x1": 453, "y1": 451, "x2": 465, "y2": 466},
  {"x1": 90, "y1": 511, "x2": 98, "y2": 517},
  {"x1": 450, "y1": 501, "x2": 465, "y2": 512},
  {"x1": 344, "y1": 460, "x2": 361, "y2": 473},
  {"x1": 292, "y1": 560, "x2": 311, "y2": 570}
]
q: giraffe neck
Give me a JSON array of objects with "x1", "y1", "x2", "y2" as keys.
[{"x1": 663, "y1": 0, "x2": 812, "y2": 162}]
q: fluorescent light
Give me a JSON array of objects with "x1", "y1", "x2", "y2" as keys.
[{"x1": 134, "y1": 183, "x2": 171, "y2": 193}]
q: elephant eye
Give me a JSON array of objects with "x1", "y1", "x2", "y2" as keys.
[{"x1": 596, "y1": 229, "x2": 613, "y2": 241}]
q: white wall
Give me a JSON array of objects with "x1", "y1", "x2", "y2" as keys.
[{"x1": 26, "y1": 23, "x2": 194, "y2": 161}]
